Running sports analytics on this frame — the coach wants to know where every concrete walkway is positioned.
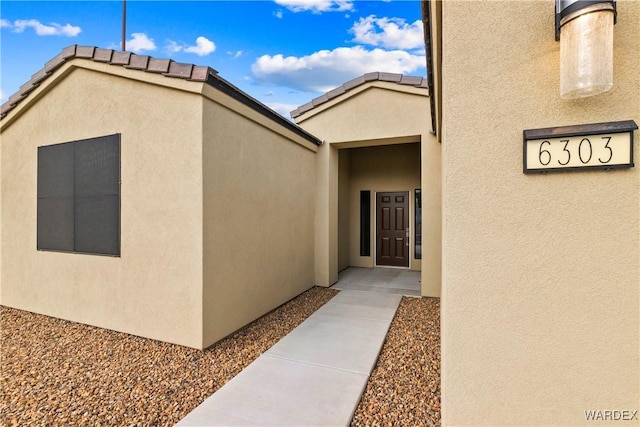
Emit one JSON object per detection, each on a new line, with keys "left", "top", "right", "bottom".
{"left": 332, "top": 266, "right": 421, "bottom": 297}
{"left": 176, "top": 289, "right": 402, "bottom": 426}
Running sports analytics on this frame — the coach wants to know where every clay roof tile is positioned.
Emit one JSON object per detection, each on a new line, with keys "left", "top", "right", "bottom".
{"left": 290, "top": 72, "right": 427, "bottom": 118}
{"left": 0, "top": 45, "right": 321, "bottom": 146}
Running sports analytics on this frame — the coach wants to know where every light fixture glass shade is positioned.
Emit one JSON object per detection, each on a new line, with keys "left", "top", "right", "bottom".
{"left": 560, "top": 5, "right": 614, "bottom": 99}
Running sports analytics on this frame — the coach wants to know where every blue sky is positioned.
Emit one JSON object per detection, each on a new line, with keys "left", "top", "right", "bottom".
{"left": 1, "top": 0, "right": 426, "bottom": 118}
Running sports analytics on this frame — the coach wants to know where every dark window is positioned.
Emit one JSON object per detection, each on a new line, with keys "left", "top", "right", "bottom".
{"left": 38, "top": 134, "right": 121, "bottom": 256}
{"left": 360, "top": 190, "right": 370, "bottom": 256}
{"left": 415, "top": 189, "right": 422, "bottom": 259}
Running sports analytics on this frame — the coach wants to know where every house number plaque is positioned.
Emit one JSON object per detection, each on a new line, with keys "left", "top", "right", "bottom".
{"left": 523, "top": 120, "right": 637, "bottom": 173}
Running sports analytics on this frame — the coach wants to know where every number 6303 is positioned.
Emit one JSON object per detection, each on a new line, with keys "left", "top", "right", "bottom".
{"left": 538, "top": 136, "right": 613, "bottom": 166}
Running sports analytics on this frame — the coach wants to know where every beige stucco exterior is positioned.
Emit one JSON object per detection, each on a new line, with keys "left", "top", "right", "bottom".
{"left": 433, "top": 1, "right": 639, "bottom": 425}
{"left": 344, "top": 143, "right": 421, "bottom": 269}
{"left": 200, "top": 86, "right": 317, "bottom": 348}
{"left": 295, "top": 81, "right": 441, "bottom": 297}
{"left": 0, "top": 59, "right": 318, "bottom": 349}
{"left": 1, "top": 63, "right": 204, "bottom": 347}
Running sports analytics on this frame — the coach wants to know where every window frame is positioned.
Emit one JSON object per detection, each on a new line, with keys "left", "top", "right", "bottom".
{"left": 414, "top": 189, "right": 422, "bottom": 260}
{"left": 360, "top": 190, "right": 371, "bottom": 257}
{"left": 37, "top": 134, "right": 121, "bottom": 257}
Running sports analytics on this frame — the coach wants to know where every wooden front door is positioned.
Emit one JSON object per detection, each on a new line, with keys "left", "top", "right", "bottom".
{"left": 376, "top": 192, "right": 409, "bottom": 267}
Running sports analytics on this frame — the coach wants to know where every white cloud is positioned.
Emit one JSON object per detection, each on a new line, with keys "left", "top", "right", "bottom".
{"left": 252, "top": 46, "right": 425, "bottom": 93}
{"left": 274, "top": 10, "right": 284, "bottom": 19}
{"left": 227, "top": 50, "right": 244, "bottom": 59}
{"left": 184, "top": 36, "right": 216, "bottom": 56}
{"left": 166, "top": 39, "right": 183, "bottom": 54}
{"left": 127, "top": 33, "right": 156, "bottom": 53}
{"left": 351, "top": 16, "right": 424, "bottom": 50}
{"left": 274, "top": 0, "right": 353, "bottom": 14}
{"left": 0, "top": 88, "right": 8, "bottom": 102}
{"left": 9, "top": 19, "right": 81, "bottom": 36}
{"left": 165, "top": 36, "right": 215, "bottom": 56}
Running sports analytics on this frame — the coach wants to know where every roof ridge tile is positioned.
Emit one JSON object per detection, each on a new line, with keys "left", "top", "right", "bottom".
{"left": 28, "top": 68, "right": 49, "bottom": 89}
{"left": 379, "top": 72, "right": 402, "bottom": 82}
{"left": 76, "top": 45, "right": 96, "bottom": 59}
{"left": 93, "top": 48, "right": 114, "bottom": 63}
{"left": 124, "top": 54, "right": 150, "bottom": 70}
{"left": 111, "top": 51, "right": 132, "bottom": 65}
{"left": 326, "top": 85, "right": 346, "bottom": 100}
{"left": 44, "top": 45, "right": 76, "bottom": 74}
{"left": 188, "top": 66, "right": 212, "bottom": 82}
{"left": 290, "top": 71, "right": 427, "bottom": 119}
{"left": 165, "top": 62, "right": 194, "bottom": 79}
{"left": 147, "top": 58, "right": 172, "bottom": 73}
{"left": 0, "top": 45, "right": 321, "bottom": 146}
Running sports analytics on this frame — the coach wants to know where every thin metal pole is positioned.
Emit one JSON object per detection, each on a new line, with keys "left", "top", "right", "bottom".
{"left": 121, "top": 0, "right": 126, "bottom": 51}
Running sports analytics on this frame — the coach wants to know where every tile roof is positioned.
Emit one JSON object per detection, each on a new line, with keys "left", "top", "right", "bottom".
{"left": 0, "top": 45, "right": 214, "bottom": 120}
{"left": 290, "top": 72, "right": 428, "bottom": 119}
{"left": 1, "top": 45, "right": 322, "bottom": 145}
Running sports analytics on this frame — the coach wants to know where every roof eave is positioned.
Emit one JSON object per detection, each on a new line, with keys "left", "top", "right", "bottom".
{"left": 422, "top": 0, "right": 438, "bottom": 137}
{"left": 1, "top": 44, "right": 321, "bottom": 146}
{"left": 291, "top": 72, "right": 428, "bottom": 120}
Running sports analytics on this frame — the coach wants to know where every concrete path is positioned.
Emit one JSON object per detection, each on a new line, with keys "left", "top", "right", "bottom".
{"left": 332, "top": 266, "right": 421, "bottom": 297}
{"left": 176, "top": 289, "right": 402, "bottom": 426}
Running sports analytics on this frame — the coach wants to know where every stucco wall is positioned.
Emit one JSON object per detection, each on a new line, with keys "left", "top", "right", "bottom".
{"left": 440, "top": 1, "right": 639, "bottom": 425}
{"left": 298, "top": 83, "right": 430, "bottom": 142}
{"left": 421, "top": 135, "right": 441, "bottom": 297}
{"left": 0, "top": 64, "right": 204, "bottom": 348}
{"left": 296, "top": 83, "right": 441, "bottom": 295}
{"left": 346, "top": 143, "right": 421, "bottom": 270}
{"left": 201, "top": 93, "right": 317, "bottom": 348}
{"left": 0, "top": 132, "right": 2, "bottom": 303}
{"left": 314, "top": 144, "right": 339, "bottom": 287}
{"left": 338, "top": 149, "right": 351, "bottom": 272}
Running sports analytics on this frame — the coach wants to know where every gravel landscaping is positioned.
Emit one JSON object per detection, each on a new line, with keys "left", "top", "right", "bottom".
{"left": 1, "top": 288, "right": 441, "bottom": 426}
{"left": 0, "top": 287, "right": 337, "bottom": 426}
{"left": 352, "top": 296, "right": 441, "bottom": 426}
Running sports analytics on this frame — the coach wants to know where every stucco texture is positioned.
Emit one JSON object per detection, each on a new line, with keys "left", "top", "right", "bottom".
{"left": 344, "top": 143, "right": 421, "bottom": 270}
{"left": 439, "top": 1, "right": 639, "bottom": 425}
{"left": 1, "top": 59, "right": 319, "bottom": 350}
{"left": 296, "top": 82, "right": 441, "bottom": 296}
{"left": 201, "top": 92, "right": 317, "bottom": 348}
{"left": 1, "top": 64, "right": 204, "bottom": 348}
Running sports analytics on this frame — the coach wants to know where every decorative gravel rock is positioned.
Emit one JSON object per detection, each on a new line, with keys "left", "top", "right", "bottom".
{"left": 0, "top": 287, "right": 338, "bottom": 426}
{"left": 351, "top": 296, "right": 441, "bottom": 426}
{"left": 1, "top": 290, "right": 441, "bottom": 426}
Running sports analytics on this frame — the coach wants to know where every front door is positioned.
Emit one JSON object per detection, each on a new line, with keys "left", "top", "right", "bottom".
{"left": 376, "top": 192, "right": 409, "bottom": 267}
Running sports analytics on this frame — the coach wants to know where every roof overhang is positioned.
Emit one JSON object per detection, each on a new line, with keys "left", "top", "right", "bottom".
{"left": 1, "top": 45, "right": 322, "bottom": 147}
{"left": 422, "top": 0, "right": 443, "bottom": 142}
{"left": 292, "top": 74, "right": 429, "bottom": 123}
{"left": 291, "top": 72, "right": 428, "bottom": 121}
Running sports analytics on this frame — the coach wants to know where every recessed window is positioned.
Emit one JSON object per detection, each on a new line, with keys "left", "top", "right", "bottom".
{"left": 360, "top": 190, "right": 371, "bottom": 256}
{"left": 415, "top": 189, "right": 422, "bottom": 259}
{"left": 37, "top": 134, "right": 121, "bottom": 256}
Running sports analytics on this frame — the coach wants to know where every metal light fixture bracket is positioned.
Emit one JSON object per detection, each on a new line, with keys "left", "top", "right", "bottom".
{"left": 555, "top": 0, "right": 617, "bottom": 41}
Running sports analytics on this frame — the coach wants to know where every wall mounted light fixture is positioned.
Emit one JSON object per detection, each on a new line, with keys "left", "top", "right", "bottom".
{"left": 556, "top": 0, "right": 617, "bottom": 99}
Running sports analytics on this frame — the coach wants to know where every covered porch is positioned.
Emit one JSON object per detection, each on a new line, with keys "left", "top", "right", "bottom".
{"left": 292, "top": 72, "right": 441, "bottom": 297}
